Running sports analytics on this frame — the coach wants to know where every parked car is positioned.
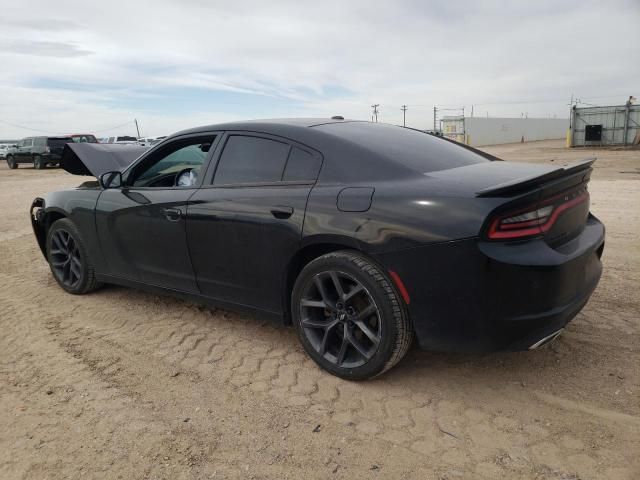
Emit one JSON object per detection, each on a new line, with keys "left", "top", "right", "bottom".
{"left": 103, "top": 135, "right": 139, "bottom": 145}
{"left": 69, "top": 134, "right": 99, "bottom": 144}
{"left": 136, "top": 138, "right": 154, "bottom": 147}
{"left": 30, "top": 118, "right": 604, "bottom": 379}
{"left": 0, "top": 144, "right": 11, "bottom": 159}
{"left": 6, "top": 136, "right": 74, "bottom": 169}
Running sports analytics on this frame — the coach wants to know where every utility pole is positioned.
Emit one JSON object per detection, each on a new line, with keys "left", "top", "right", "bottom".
{"left": 401, "top": 105, "right": 408, "bottom": 127}
{"left": 371, "top": 104, "right": 379, "bottom": 122}
{"left": 134, "top": 118, "right": 141, "bottom": 138}
{"left": 433, "top": 106, "right": 437, "bottom": 132}
{"left": 568, "top": 94, "right": 575, "bottom": 129}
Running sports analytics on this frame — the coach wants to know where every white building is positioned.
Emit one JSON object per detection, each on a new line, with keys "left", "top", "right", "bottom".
{"left": 441, "top": 116, "right": 568, "bottom": 147}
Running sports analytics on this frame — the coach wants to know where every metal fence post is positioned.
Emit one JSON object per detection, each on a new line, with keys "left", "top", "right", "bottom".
{"left": 623, "top": 103, "right": 630, "bottom": 145}
{"left": 570, "top": 106, "right": 577, "bottom": 147}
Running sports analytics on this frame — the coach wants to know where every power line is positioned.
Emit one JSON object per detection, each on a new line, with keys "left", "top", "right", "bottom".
{"left": 92, "top": 120, "right": 136, "bottom": 133}
{"left": 0, "top": 118, "right": 136, "bottom": 135}
{"left": 0, "top": 119, "right": 64, "bottom": 134}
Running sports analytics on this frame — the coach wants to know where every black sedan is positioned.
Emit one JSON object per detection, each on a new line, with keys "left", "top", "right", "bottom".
{"left": 30, "top": 118, "right": 605, "bottom": 379}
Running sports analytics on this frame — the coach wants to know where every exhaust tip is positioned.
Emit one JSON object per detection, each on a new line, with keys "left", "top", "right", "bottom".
{"left": 529, "top": 328, "right": 564, "bottom": 350}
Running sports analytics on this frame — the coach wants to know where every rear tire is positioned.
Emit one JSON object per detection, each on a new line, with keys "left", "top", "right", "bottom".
{"left": 33, "top": 156, "right": 45, "bottom": 169}
{"left": 292, "top": 250, "right": 413, "bottom": 380}
{"left": 7, "top": 156, "right": 17, "bottom": 169}
{"left": 46, "top": 218, "right": 102, "bottom": 294}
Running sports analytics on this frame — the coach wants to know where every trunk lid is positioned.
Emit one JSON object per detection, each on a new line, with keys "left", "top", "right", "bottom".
{"left": 426, "top": 158, "right": 594, "bottom": 245}
{"left": 477, "top": 159, "right": 594, "bottom": 246}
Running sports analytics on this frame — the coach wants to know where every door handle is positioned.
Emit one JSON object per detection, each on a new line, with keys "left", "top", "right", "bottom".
{"left": 163, "top": 207, "right": 182, "bottom": 221}
{"left": 270, "top": 206, "right": 294, "bottom": 219}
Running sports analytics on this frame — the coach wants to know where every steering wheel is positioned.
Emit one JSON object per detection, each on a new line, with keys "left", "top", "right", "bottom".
{"left": 174, "top": 168, "right": 198, "bottom": 187}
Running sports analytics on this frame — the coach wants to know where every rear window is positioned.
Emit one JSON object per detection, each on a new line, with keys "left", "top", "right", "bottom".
{"left": 47, "top": 137, "right": 74, "bottom": 148}
{"left": 314, "top": 122, "right": 489, "bottom": 173}
{"left": 282, "top": 147, "right": 321, "bottom": 182}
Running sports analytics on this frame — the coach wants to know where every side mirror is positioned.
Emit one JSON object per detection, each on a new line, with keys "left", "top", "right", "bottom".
{"left": 99, "top": 171, "right": 123, "bottom": 189}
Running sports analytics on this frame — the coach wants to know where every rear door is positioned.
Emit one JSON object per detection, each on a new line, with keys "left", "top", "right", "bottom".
{"left": 17, "top": 138, "right": 33, "bottom": 162}
{"left": 187, "top": 132, "right": 322, "bottom": 313}
{"left": 95, "top": 133, "right": 219, "bottom": 292}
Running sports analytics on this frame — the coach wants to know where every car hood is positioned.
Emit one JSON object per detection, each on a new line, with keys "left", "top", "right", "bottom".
{"left": 60, "top": 143, "right": 148, "bottom": 177}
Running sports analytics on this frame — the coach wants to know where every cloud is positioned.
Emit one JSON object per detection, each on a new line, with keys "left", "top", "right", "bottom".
{"left": 0, "top": 0, "right": 638, "bottom": 137}
{"left": 0, "top": 40, "right": 92, "bottom": 57}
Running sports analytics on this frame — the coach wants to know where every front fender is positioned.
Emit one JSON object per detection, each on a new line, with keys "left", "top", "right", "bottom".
{"left": 30, "top": 197, "right": 47, "bottom": 258}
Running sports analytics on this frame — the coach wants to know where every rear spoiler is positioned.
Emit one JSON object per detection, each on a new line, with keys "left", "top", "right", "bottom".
{"left": 61, "top": 143, "right": 148, "bottom": 177}
{"left": 475, "top": 157, "right": 596, "bottom": 197}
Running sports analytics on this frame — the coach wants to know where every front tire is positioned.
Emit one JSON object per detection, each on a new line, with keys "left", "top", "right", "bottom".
{"left": 46, "top": 218, "right": 101, "bottom": 294}
{"left": 7, "top": 156, "right": 17, "bottom": 169}
{"left": 292, "top": 250, "right": 413, "bottom": 380}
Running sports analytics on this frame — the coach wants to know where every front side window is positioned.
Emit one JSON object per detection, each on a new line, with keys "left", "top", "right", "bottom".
{"left": 214, "top": 135, "right": 290, "bottom": 185}
{"left": 129, "top": 136, "right": 214, "bottom": 188}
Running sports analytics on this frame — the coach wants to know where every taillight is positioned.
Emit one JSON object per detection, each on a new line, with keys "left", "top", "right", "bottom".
{"left": 45, "top": 146, "right": 51, "bottom": 153}
{"left": 487, "top": 188, "right": 589, "bottom": 240}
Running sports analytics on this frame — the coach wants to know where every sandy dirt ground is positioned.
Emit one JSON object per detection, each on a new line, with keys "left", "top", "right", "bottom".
{"left": 0, "top": 140, "right": 638, "bottom": 479}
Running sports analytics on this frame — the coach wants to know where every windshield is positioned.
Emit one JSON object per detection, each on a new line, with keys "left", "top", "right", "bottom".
{"left": 314, "top": 121, "right": 489, "bottom": 173}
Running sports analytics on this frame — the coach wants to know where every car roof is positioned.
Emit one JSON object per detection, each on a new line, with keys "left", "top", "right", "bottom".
{"left": 22, "top": 136, "right": 72, "bottom": 139}
{"left": 174, "top": 118, "right": 363, "bottom": 137}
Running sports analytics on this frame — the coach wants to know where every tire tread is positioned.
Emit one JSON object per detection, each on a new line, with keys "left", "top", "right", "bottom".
{"left": 294, "top": 250, "right": 413, "bottom": 379}
{"left": 47, "top": 218, "right": 102, "bottom": 294}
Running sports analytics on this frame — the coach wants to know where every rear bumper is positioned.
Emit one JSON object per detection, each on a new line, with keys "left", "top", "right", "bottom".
{"left": 375, "top": 214, "right": 605, "bottom": 353}
{"left": 42, "top": 153, "right": 62, "bottom": 165}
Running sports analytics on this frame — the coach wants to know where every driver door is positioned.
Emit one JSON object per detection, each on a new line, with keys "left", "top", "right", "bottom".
{"left": 95, "top": 133, "right": 218, "bottom": 292}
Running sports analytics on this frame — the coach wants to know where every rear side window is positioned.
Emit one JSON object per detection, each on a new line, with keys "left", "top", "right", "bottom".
{"left": 214, "top": 135, "right": 290, "bottom": 184}
{"left": 314, "top": 122, "right": 489, "bottom": 173}
{"left": 34, "top": 138, "right": 46, "bottom": 147}
{"left": 282, "top": 147, "right": 321, "bottom": 182}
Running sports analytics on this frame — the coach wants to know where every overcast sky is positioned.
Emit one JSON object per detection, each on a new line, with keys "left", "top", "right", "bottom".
{"left": 0, "top": 0, "right": 638, "bottom": 138}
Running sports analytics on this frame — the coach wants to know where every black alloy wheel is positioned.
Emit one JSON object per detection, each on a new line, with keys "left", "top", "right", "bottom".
{"left": 7, "top": 156, "right": 17, "bottom": 169}
{"left": 34, "top": 156, "right": 45, "bottom": 169}
{"left": 49, "top": 229, "right": 82, "bottom": 289}
{"left": 46, "top": 218, "right": 101, "bottom": 294}
{"left": 292, "top": 251, "right": 413, "bottom": 380}
{"left": 300, "top": 270, "right": 381, "bottom": 369}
